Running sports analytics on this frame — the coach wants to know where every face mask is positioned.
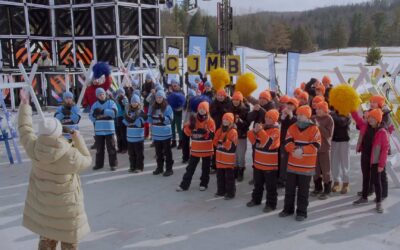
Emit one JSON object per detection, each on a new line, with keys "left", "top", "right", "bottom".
{"left": 296, "top": 120, "right": 311, "bottom": 129}
{"left": 197, "top": 113, "right": 208, "bottom": 121}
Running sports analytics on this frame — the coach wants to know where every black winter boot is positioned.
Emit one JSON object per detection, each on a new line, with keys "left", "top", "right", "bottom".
{"left": 310, "top": 178, "right": 323, "bottom": 197}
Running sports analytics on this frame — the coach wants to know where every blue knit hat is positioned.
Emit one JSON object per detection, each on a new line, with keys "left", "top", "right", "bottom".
{"left": 194, "top": 76, "right": 201, "bottom": 82}
{"left": 145, "top": 73, "right": 152, "bottom": 81}
{"left": 204, "top": 81, "right": 212, "bottom": 88}
{"left": 155, "top": 84, "right": 164, "bottom": 92}
{"left": 116, "top": 88, "right": 125, "bottom": 96}
{"left": 96, "top": 88, "right": 106, "bottom": 97}
{"left": 170, "top": 78, "right": 179, "bottom": 85}
{"left": 130, "top": 94, "right": 141, "bottom": 104}
{"left": 156, "top": 90, "right": 166, "bottom": 99}
{"left": 191, "top": 82, "right": 198, "bottom": 90}
{"left": 63, "top": 91, "right": 73, "bottom": 100}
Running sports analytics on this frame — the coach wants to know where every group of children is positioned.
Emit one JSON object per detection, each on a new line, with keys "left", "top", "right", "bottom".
{"left": 55, "top": 71, "right": 391, "bottom": 221}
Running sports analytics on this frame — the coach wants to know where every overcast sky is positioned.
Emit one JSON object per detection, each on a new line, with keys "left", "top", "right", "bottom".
{"left": 190, "top": 0, "right": 372, "bottom": 15}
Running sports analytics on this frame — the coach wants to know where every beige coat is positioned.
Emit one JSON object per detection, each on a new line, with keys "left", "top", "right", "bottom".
{"left": 18, "top": 104, "right": 92, "bottom": 243}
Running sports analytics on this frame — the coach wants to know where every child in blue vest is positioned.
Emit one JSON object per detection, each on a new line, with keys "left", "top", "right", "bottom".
{"left": 115, "top": 88, "right": 129, "bottom": 154}
{"left": 123, "top": 94, "right": 147, "bottom": 173}
{"left": 90, "top": 88, "right": 118, "bottom": 171}
{"left": 54, "top": 91, "right": 81, "bottom": 141}
{"left": 148, "top": 90, "right": 174, "bottom": 176}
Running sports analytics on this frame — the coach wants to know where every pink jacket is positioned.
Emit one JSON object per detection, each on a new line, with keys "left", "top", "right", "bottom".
{"left": 351, "top": 111, "right": 390, "bottom": 169}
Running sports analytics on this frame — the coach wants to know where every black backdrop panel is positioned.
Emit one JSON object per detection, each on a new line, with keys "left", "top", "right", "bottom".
{"left": 1, "top": 40, "right": 12, "bottom": 67}
{"left": 141, "top": 0, "right": 157, "bottom": 4}
{"left": 73, "top": 0, "right": 91, "bottom": 4}
{"left": 119, "top": 6, "right": 139, "bottom": 36}
{"left": 0, "top": 7, "right": 11, "bottom": 35}
{"left": 29, "top": 8, "right": 51, "bottom": 36}
{"left": 143, "top": 39, "right": 159, "bottom": 66}
{"left": 142, "top": 8, "right": 157, "bottom": 36}
{"left": 10, "top": 7, "right": 26, "bottom": 35}
{"left": 96, "top": 39, "right": 117, "bottom": 66}
{"left": 74, "top": 8, "right": 92, "bottom": 36}
{"left": 120, "top": 40, "right": 139, "bottom": 63}
{"left": 55, "top": 9, "right": 72, "bottom": 36}
{"left": 95, "top": 7, "right": 116, "bottom": 35}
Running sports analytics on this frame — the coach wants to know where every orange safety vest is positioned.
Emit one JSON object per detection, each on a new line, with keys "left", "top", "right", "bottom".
{"left": 284, "top": 123, "right": 321, "bottom": 176}
{"left": 184, "top": 117, "right": 216, "bottom": 157}
{"left": 248, "top": 126, "right": 280, "bottom": 171}
{"left": 213, "top": 127, "right": 238, "bottom": 169}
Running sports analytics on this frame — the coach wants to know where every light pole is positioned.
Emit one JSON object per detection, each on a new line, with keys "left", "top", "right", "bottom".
{"left": 217, "top": 0, "right": 232, "bottom": 66}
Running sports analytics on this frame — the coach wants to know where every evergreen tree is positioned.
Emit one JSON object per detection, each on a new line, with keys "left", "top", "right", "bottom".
{"left": 291, "top": 25, "right": 313, "bottom": 52}
{"left": 330, "top": 22, "right": 348, "bottom": 52}
{"left": 349, "top": 12, "right": 363, "bottom": 46}
{"left": 366, "top": 44, "right": 382, "bottom": 66}
{"left": 265, "top": 22, "right": 292, "bottom": 54}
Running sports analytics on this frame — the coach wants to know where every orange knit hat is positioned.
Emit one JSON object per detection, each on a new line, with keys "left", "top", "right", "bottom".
{"left": 296, "top": 105, "right": 312, "bottom": 119}
{"left": 280, "top": 95, "right": 290, "bottom": 104}
{"left": 315, "top": 101, "right": 329, "bottom": 113}
{"left": 298, "top": 91, "right": 309, "bottom": 102}
{"left": 294, "top": 88, "right": 303, "bottom": 96}
{"left": 222, "top": 112, "right": 234, "bottom": 124}
{"left": 265, "top": 109, "right": 280, "bottom": 123}
{"left": 300, "top": 82, "right": 306, "bottom": 90}
{"left": 367, "top": 108, "right": 383, "bottom": 123}
{"left": 322, "top": 76, "right": 331, "bottom": 87}
{"left": 198, "top": 101, "right": 209, "bottom": 113}
{"left": 370, "top": 95, "right": 385, "bottom": 108}
{"left": 288, "top": 98, "right": 299, "bottom": 108}
{"left": 216, "top": 89, "right": 227, "bottom": 97}
{"left": 259, "top": 91, "right": 272, "bottom": 101}
{"left": 312, "top": 95, "right": 325, "bottom": 106}
{"left": 232, "top": 91, "right": 244, "bottom": 101}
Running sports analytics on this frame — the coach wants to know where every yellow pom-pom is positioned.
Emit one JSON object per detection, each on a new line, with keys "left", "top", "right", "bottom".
{"left": 235, "top": 73, "right": 258, "bottom": 97}
{"left": 395, "top": 108, "right": 400, "bottom": 126}
{"left": 329, "top": 84, "right": 361, "bottom": 116}
{"left": 210, "top": 68, "right": 230, "bottom": 91}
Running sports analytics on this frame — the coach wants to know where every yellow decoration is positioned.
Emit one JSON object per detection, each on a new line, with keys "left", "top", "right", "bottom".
{"left": 360, "top": 93, "right": 373, "bottom": 103}
{"left": 210, "top": 68, "right": 230, "bottom": 91}
{"left": 235, "top": 73, "right": 258, "bottom": 97}
{"left": 329, "top": 84, "right": 361, "bottom": 116}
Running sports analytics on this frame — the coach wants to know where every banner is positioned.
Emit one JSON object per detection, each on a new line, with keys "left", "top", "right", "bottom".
{"left": 187, "top": 55, "right": 200, "bottom": 75}
{"left": 286, "top": 52, "right": 300, "bottom": 96}
{"left": 188, "top": 36, "right": 207, "bottom": 83}
{"left": 226, "top": 55, "right": 241, "bottom": 76}
{"left": 268, "top": 54, "right": 277, "bottom": 91}
{"left": 206, "top": 54, "right": 221, "bottom": 73}
{"left": 165, "top": 55, "right": 179, "bottom": 74}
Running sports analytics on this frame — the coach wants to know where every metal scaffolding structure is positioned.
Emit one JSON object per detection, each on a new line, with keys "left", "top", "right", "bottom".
{"left": 0, "top": 0, "right": 166, "bottom": 68}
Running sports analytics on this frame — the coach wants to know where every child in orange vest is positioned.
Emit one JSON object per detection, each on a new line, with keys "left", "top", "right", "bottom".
{"left": 247, "top": 109, "right": 281, "bottom": 213}
{"left": 280, "top": 105, "right": 321, "bottom": 221}
{"left": 213, "top": 113, "right": 238, "bottom": 200}
{"left": 177, "top": 102, "right": 216, "bottom": 191}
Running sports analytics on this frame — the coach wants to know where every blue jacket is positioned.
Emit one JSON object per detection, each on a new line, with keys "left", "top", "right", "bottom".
{"left": 90, "top": 99, "right": 118, "bottom": 136}
{"left": 115, "top": 96, "right": 129, "bottom": 118}
{"left": 147, "top": 105, "right": 174, "bottom": 141}
{"left": 123, "top": 109, "right": 147, "bottom": 143}
{"left": 54, "top": 105, "right": 81, "bottom": 140}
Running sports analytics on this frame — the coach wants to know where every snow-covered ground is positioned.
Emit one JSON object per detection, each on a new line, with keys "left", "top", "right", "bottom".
{"left": 245, "top": 47, "right": 400, "bottom": 97}
{"left": 0, "top": 47, "right": 400, "bottom": 250}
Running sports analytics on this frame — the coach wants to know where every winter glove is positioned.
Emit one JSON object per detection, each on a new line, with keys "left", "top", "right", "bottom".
{"left": 159, "top": 114, "right": 165, "bottom": 123}
{"left": 125, "top": 114, "right": 135, "bottom": 123}
{"left": 93, "top": 108, "right": 103, "bottom": 118}
{"left": 293, "top": 147, "right": 303, "bottom": 159}
{"left": 189, "top": 115, "right": 196, "bottom": 130}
